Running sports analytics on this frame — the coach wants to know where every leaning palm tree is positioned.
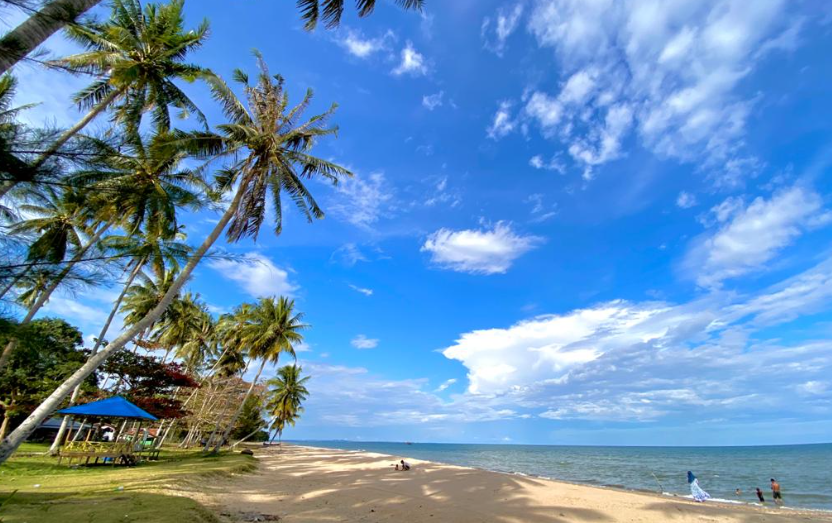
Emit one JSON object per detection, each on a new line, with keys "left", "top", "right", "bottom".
{"left": 212, "top": 297, "right": 306, "bottom": 452}
{"left": 265, "top": 364, "right": 309, "bottom": 444}
{"left": 47, "top": 230, "right": 191, "bottom": 453}
{"left": 0, "top": 57, "right": 348, "bottom": 464}
{"left": 0, "top": 0, "right": 424, "bottom": 75}
{"left": 16, "top": 0, "right": 212, "bottom": 181}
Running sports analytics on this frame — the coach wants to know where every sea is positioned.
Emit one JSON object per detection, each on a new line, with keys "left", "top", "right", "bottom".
{"left": 294, "top": 440, "right": 832, "bottom": 511}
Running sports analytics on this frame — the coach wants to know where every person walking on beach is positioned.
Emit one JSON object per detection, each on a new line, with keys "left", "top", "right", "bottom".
{"left": 687, "top": 471, "right": 711, "bottom": 502}
{"left": 756, "top": 488, "right": 766, "bottom": 503}
{"left": 771, "top": 479, "right": 783, "bottom": 505}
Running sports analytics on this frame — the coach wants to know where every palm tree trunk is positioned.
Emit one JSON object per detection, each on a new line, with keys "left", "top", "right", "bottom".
{"left": 0, "top": 0, "right": 101, "bottom": 76}
{"left": 0, "top": 266, "right": 30, "bottom": 300}
{"left": 0, "top": 180, "right": 248, "bottom": 465}
{"left": 231, "top": 416, "right": 274, "bottom": 449}
{"left": 213, "top": 359, "right": 267, "bottom": 453}
{"left": 0, "top": 221, "right": 111, "bottom": 372}
{"left": 28, "top": 86, "right": 124, "bottom": 172}
{"left": 47, "top": 260, "right": 143, "bottom": 455}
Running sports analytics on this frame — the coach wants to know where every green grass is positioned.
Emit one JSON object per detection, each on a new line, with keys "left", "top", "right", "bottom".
{"left": 0, "top": 443, "right": 256, "bottom": 523}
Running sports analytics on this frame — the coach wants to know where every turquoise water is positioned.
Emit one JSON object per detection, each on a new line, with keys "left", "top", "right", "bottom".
{"left": 295, "top": 441, "right": 832, "bottom": 511}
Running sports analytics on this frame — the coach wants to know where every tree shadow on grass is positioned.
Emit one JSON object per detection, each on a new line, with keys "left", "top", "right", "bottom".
{"left": 0, "top": 491, "right": 219, "bottom": 523}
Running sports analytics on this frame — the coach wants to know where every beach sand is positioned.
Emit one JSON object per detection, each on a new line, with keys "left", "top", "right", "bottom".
{"left": 194, "top": 444, "right": 832, "bottom": 522}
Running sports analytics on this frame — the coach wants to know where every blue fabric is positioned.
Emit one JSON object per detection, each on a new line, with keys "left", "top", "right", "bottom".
{"left": 687, "top": 471, "right": 695, "bottom": 484}
{"left": 57, "top": 396, "right": 157, "bottom": 420}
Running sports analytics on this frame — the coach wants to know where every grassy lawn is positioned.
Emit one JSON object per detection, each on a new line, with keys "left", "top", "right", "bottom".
{"left": 0, "top": 443, "right": 256, "bottom": 523}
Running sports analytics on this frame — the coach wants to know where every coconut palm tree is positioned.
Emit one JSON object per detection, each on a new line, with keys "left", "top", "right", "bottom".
{"left": 0, "top": 0, "right": 425, "bottom": 76}
{"left": 0, "top": 186, "right": 86, "bottom": 300}
{"left": 0, "top": 56, "right": 347, "bottom": 464}
{"left": 0, "top": 0, "right": 99, "bottom": 76}
{"left": 212, "top": 296, "right": 306, "bottom": 452}
{"left": 15, "top": 0, "right": 213, "bottom": 183}
{"left": 152, "top": 292, "right": 206, "bottom": 363}
{"left": 47, "top": 230, "right": 190, "bottom": 453}
{"left": 265, "top": 364, "right": 309, "bottom": 444}
{"left": 297, "top": 0, "right": 424, "bottom": 30}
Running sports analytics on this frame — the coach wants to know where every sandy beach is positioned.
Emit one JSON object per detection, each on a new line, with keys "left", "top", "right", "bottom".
{"left": 192, "top": 444, "right": 832, "bottom": 522}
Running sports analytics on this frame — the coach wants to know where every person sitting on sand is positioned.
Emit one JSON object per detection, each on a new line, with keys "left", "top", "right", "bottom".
{"left": 687, "top": 471, "right": 710, "bottom": 502}
{"left": 400, "top": 459, "right": 411, "bottom": 471}
{"left": 756, "top": 488, "right": 765, "bottom": 503}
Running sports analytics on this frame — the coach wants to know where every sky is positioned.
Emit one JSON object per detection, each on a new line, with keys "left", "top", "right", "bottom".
{"left": 4, "top": 0, "right": 832, "bottom": 446}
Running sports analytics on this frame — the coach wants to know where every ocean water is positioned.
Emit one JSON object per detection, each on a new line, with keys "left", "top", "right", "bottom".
{"left": 295, "top": 440, "right": 832, "bottom": 511}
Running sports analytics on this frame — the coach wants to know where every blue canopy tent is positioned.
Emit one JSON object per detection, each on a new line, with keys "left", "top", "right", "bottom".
{"left": 54, "top": 397, "right": 159, "bottom": 465}
{"left": 57, "top": 396, "right": 157, "bottom": 420}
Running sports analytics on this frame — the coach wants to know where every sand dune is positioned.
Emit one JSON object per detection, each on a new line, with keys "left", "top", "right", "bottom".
{"left": 193, "top": 444, "right": 832, "bottom": 522}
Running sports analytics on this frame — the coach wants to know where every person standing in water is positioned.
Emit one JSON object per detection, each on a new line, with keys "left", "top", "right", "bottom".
{"left": 687, "top": 471, "right": 711, "bottom": 502}
{"left": 771, "top": 479, "right": 783, "bottom": 505}
{"left": 756, "top": 488, "right": 766, "bottom": 503}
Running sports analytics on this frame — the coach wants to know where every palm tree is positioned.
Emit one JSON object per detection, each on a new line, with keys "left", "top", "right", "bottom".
{"left": 297, "top": 0, "right": 424, "bottom": 30}
{"left": 0, "top": 0, "right": 99, "bottom": 76}
{"left": 0, "top": 0, "right": 424, "bottom": 75}
{"left": 18, "top": 0, "right": 212, "bottom": 181}
{"left": 0, "top": 56, "right": 347, "bottom": 464}
{"left": 47, "top": 231, "right": 190, "bottom": 453}
{"left": 1, "top": 186, "right": 85, "bottom": 300}
{"left": 266, "top": 364, "right": 309, "bottom": 444}
{"left": 212, "top": 297, "right": 306, "bottom": 452}
{"left": 152, "top": 292, "right": 206, "bottom": 363}
{"left": 0, "top": 74, "right": 40, "bottom": 208}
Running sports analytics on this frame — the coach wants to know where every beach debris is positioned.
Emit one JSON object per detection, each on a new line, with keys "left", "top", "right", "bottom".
{"left": 234, "top": 511, "right": 280, "bottom": 522}
{"left": 241, "top": 449, "right": 254, "bottom": 456}
{"left": 33, "top": 484, "right": 40, "bottom": 488}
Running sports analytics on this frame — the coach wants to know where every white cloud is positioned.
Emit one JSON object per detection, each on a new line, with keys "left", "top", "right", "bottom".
{"left": 351, "top": 334, "right": 379, "bottom": 350}
{"left": 331, "top": 243, "right": 368, "bottom": 267}
{"left": 523, "top": 0, "right": 802, "bottom": 183}
{"left": 209, "top": 253, "right": 298, "bottom": 298}
{"left": 424, "top": 176, "right": 462, "bottom": 208}
{"left": 329, "top": 172, "right": 394, "bottom": 229}
{"left": 435, "top": 378, "right": 457, "bottom": 392}
{"left": 421, "top": 222, "right": 542, "bottom": 274}
{"left": 482, "top": 3, "right": 524, "bottom": 56}
{"left": 392, "top": 41, "right": 428, "bottom": 76}
{"left": 676, "top": 191, "right": 697, "bottom": 209}
{"left": 337, "top": 29, "right": 394, "bottom": 58}
{"left": 348, "top": 284, "right": 373, "bottom": 296}
{"left": 422, "top": 91, "right": 444, "bottom": 110}
{"left": 487, "top": 101, "right": 516, "bottom": 140}
{"left": 526, "top": 194, "right": 557, "bottom": 222}
{"left": 529, "top": 154, "right": 566, "bottom": 174}
{"left": 684, "top": 185, "right": 832, "bottom": 287}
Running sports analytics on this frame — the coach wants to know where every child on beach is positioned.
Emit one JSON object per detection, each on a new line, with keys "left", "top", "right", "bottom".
{"left": 756, "top": 488, "right": 765, "bottom": 503}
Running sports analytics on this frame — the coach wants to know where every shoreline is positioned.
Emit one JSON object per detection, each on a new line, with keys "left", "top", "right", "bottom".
{"left": 291, "top": 442, "right": 831, "bottom": 514}
{"left": 192, "top": 443, "right": 832, "bottom": 522}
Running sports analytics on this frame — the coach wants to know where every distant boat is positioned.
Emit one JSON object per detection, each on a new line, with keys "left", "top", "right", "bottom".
{"left": 406, "top": 442, "right": 413, "bottom": 445}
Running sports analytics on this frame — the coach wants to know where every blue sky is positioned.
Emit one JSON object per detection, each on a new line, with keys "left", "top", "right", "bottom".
{"left": 6, "top": 0, "right": 832, "bottom": 446}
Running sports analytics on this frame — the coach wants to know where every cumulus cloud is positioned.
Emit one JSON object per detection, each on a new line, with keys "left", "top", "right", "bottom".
{"left": 487, "top": 101, "right": 516, "bottom": 140}
{"left": 521, "top": 0, "right": 802, "bottom": 183}
{"left": 209, "top": 253, "right": 298, "bottom": 298}
{"left": 392, "top": 41, "right": 428, "bottom": 76}
{"left": 422, "top": 91, "right": 444, "bottom": 110}
{"left": 329, "top": 172, "right": 394, "bottom": 229}
{"left": 684, "top": 185, "right": 832, "bottom": 287}
{"left": 438, "top": 256, "right": 832, "bottom": 422}
{"left": 351, "top": 334, "right": 379, "bottom": 349}
{"left": 421, "top": 222, "right": 542, "bottom": 274}
{"left": 337, "top": 29, "right": 395, "bottom": 58}
{"left": 481, "top": 3, "right": 524, "bottom": 56}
